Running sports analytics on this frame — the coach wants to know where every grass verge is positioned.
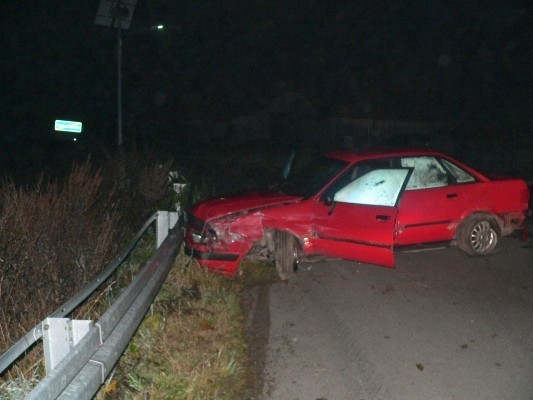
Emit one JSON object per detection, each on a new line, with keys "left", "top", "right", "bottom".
{"left": 97, "top": 252, "right": 278, "bottom": 400}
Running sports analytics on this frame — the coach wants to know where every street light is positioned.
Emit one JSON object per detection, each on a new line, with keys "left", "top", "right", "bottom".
{"left": 94, "top": 0, "right": 163, "bottom": 147}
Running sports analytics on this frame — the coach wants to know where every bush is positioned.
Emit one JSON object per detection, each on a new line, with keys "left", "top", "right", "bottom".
{"left": 100, "top": 148, "right": 174, "bottom": 227}
{"left": 0, "top": 149, "right": 173, "bottom": 357}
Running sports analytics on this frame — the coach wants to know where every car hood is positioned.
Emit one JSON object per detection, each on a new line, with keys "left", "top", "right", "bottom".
{"left": 192, "top": 191, "right": 302, "bottom": 221}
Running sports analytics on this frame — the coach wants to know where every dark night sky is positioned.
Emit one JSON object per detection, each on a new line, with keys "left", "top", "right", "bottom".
{"left": 0, "top": 1, "right": 531, "bottom": 176}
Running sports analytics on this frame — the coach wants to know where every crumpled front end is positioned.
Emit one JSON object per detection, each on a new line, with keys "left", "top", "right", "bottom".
{"left": 184, "top": 211, "right": 265, "bottom": 276}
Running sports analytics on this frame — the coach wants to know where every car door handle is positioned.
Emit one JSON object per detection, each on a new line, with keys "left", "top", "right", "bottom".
{"left": 446, "top": 193, "right": 458, "bottom": 198}
{"left": 376, "top": 215, "right": 391, "bottom": 221}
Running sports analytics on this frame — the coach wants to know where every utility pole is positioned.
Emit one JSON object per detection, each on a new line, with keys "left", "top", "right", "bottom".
{"left": 117, "top": 14, "right": 123, "bottom": 147}
{"left": 94, "top": 0, "right": 138, "bottom": 147}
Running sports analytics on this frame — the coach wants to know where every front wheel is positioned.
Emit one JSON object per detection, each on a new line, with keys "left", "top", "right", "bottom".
{"left": 457, "top": 215, "right": 500, "bottom": 256}
{"left": 273, "top": 231, "right": 299, "bottom": 280}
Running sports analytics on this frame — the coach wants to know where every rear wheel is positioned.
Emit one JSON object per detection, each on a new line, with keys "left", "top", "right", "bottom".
{"left": 273, "top": 231, "right": 299, "bottom": 280}
{"left": 457, "top": 215, "right": 499, "bottom": 256}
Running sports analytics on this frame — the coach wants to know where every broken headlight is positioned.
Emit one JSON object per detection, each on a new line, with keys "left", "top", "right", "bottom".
{"left": 189, "top": 222, "right": 217, "bottom": 245}
{"left": 202, "top": 225, "right": 218, "bottom": 244}
{"left": 188, "top": 215, "right": 244, "bottom": 247}
{"left": 187, "top": 214, "right": 214, "bottom": 244}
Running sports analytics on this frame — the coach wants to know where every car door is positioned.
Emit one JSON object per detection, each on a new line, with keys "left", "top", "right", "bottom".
{"left": 395, "top": 156, "right": 473, "bottom": 245}
{"left": 312, "top": 168, "right": 412, "bottom": 267}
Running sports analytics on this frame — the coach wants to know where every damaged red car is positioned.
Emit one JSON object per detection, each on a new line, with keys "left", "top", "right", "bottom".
{"left": 184, "top": 149, "right": 530, "bottom": 279}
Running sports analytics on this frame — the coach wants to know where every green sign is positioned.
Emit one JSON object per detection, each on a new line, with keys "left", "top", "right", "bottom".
{"left": 54, "top": 120, "right": 82, "bottom": 133}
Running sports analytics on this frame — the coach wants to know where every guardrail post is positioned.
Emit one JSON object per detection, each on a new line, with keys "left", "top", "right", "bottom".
{"left": 156, "top": 211, "right": 178, "bottom": 248}
{"left": 43, "top": 317, "right": 92, "bottom": 373}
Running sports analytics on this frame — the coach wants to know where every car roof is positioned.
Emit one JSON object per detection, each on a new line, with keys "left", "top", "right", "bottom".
{"left": 326, "top": 148, "right": 446, "bottom": 163}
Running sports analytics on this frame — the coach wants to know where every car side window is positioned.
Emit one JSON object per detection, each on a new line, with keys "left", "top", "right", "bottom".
{"left": 333, "top": 168, "right": 412, "bottom": 207}
{"left": 440, "top": 159, "right": 476, "bottom": 183}
{"left": 321, "top": 158, "right": 393, "bottom": 201}
{"left": 401, "top": 156, "right": 448, "bottom": 190}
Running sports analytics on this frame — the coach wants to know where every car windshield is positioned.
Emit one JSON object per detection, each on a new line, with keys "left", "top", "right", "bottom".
{"left": 278, "top": 155, "right": 349, "bottom": 198}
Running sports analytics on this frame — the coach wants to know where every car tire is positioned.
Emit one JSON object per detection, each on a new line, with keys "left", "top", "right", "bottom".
{"left": 273, "top": 230, "right": 299, "bottom": 280}
{"left": 457, "top": 214, "right": 500, "bottom": 256}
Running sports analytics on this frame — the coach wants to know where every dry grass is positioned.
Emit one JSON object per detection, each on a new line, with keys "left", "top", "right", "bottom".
{"left": 98, "top": 254, "right": 254, "bottom": 400}
{"left": 0, "top": 160, "right": 118, "bottom": 355}
{"left": 0, "top": 147, "right": 280, "bottom": 399}
{"left": 0, "top": 149, "right": 174, "bottom": 388}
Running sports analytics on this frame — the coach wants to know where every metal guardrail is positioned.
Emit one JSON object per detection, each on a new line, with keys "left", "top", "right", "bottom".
{"left": 0, "top": 210, "right": 182, "bottom": 399}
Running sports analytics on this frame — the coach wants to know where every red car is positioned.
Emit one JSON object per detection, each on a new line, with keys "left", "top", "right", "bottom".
{"left": 184, "top": 149, "right": 530, "bottom": 279}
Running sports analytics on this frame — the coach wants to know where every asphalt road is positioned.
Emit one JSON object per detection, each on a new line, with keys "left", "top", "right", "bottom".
{"left": 250, "top": 233, "right": 533, "bottom": 400}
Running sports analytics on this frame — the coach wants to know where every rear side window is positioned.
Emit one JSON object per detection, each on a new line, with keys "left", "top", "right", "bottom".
{"left": 401, "top": 157, "right": 448, "bottom": 190}
{"left": 440, "top": 159, "right": 476, "bottom": 183}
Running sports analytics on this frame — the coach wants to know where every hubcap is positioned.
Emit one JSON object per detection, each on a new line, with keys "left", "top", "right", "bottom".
{"left": 470, "top": 221, "right": 496, "bottom": 253}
